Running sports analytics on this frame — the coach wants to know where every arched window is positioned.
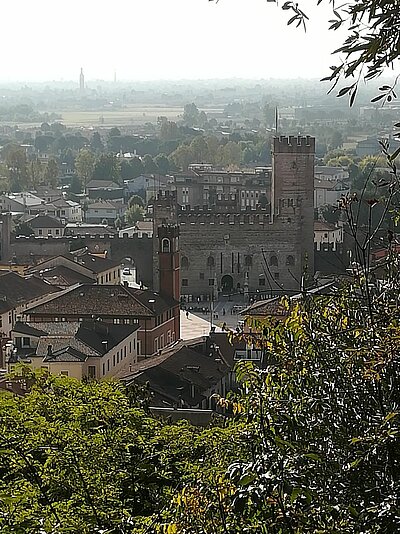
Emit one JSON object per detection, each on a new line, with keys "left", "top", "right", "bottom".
{"left": 270, "top": 255, "right": 278, "bottom": 267}
{"left": 207, "top": 256, "right": 215, "bottom": 268}
{"left": 286, "top": 255, "right": 295, "bottom": 266}
{"left": 161, "top": 238, "right": 170, "bottom": 253}
{"left": 181, "top": 256, "right": 189, "bottom": 269}
{"left": 244, "top": 255, "right": 253, "bottom": 267}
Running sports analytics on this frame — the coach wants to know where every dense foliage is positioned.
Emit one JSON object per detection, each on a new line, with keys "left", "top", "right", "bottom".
{"left": 1, "top": 268, "right": 399, "bottom": 533}
{"left": 0, "top": 371, "right": 244, "bottom": 533}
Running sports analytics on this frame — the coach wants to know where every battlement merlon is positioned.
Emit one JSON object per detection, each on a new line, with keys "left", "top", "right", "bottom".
{"left": 178, "top": 208, "right": 301, "bottom": 226}
{"left": 157, "top": 225, "right": 180, "bottom": 239}
{"left": 12, "top": 234, "right": 153, "bottom": 243}
{"left": 154, "top": 190, "right": 177, "bottom": 206}
{"left": 178, "top": 205, "right": 271, "bottom": 214}
{"left": 273, "top": 135, "right": 315, "bottom": 154}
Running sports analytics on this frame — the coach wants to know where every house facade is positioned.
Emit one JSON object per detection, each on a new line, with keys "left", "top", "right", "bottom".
{"left": 314, "top": 221, "right": 344, "bottom": 252}
{"left": 26, "top": 215, "right": 65, "bottom": 237}
{"left": 10, "top": 320, "right": 138, "bottom": 380}
{"left": 314, "top": 178, "right": 349, "bottom": 209}
{"left": 0, "top": 271, "right": 60, "bottom": 337}
{"left": 26, "top": 252, "right": 121, "bottom": 285}
{"left": 119, "top": 221, "right": 153, "bottom": 238}
{"left": 314, "top": 166, "right": 349, "bottom": 183}
{"left": 85, "top": 200, "right": 125, "bottom": 224}
{"left": 0, "top": 193, "right": 44, "bottom": 214}
{"left": 24, "top": 284, "right": 180, "bottom": 358}
{"left": 171, "top": 167, "right": 270, "bottom": 210}
{"left": 28, "top": 199, "right": 82, "bottom": 222}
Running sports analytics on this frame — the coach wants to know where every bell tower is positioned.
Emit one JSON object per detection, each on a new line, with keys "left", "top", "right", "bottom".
{"left": 152, "top": 191, "right": 178, "bottom": 292}
{"left": 79, "top": 68, "right": 85, "bottom": 94}
{"left": 158, "top": 224, "right": 180, "bottom": 302}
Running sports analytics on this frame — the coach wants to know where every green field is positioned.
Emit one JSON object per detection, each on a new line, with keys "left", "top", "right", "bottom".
{"left": 57, "top": 106, "right": 184, "bottom": 127}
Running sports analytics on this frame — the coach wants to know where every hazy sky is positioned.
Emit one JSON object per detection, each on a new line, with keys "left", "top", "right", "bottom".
{"left": 1, "top": 0, "right": 344, "bottom": 82}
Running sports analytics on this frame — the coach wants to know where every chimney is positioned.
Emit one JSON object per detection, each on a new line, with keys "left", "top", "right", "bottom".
{"left": 101, "top": 340, "right": 108, "bottom": 353}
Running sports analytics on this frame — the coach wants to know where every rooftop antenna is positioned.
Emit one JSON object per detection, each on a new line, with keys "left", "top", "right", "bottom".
{"left": 275, "top": 106, "right": 279, "bottom": 136}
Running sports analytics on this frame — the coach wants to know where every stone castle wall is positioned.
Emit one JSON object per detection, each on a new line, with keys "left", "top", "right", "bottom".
{"left": 160, "top": 135, "right": 316, "bottom": 298}
{"left": 178, "top": 213, "right": 306, "bottom": 297}
{"left": 7, "top": 136, "right": 315, "bottom": 298}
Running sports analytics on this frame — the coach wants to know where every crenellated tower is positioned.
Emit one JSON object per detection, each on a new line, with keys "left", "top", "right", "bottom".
{"left": 152, "top": 191, "right": 178, "bottom": 292}
{"left": 272, "top": 135, "right": 315, "bottom": 278}
{"left": 157, "top": 224, "right": 180, "bottom": 339}
{"left": 158, "top": 225, "right": 180, "bottom": 302}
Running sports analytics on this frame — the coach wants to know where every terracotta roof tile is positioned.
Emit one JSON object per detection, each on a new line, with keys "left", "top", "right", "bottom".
{"left": 26, "top": 284, "right": 175, "bottom": 319}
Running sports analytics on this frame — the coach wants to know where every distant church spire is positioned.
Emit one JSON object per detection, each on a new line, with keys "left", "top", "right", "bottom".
{"left": 79, "top": 68, "right": 85, "bottom": 94}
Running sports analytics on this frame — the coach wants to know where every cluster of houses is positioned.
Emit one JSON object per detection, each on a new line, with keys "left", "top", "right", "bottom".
{"left": 314, "top": 165, "right": 349, "bottom": 210}
{"left": 0, "top": 178, "right": 160, "bottom": 239}
{"left": 0, "top": 220, "right": 240, "bottom": 415}
{"left": 0, "top": 221, "right": 285, "bottom": 417}
{"left": 0, "top": 163, "right": 350, "bottom": 240}
{"left": 0, "top": 161, "right": 352, "bottom": 419}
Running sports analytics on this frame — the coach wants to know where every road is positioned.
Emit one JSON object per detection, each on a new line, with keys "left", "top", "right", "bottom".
{"left": 185, "top": 295, "right": 248, "bottom": 330}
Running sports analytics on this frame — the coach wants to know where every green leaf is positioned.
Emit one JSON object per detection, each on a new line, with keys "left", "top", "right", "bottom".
{"left": 389, "top": 147, "right": 400, "bottom": 161}
{"left": 337, "top": 85, "right": 353, "bottom": 97}
{"left": 290, "top": 487, "right": 302, "bottom": 503}
{"left": 304, "top": 453, "right": 321, "bottom": 461}
{"left": 383, "top": 411, "right": 398, "bottom": 423}
{"left": 350, "top": 457, "right": 362, "bottom": 468}
{"left": 349, "top": 505, "right": 359, "bottom": 518}
{"left": 239, "top": 473, "right": 256, "bottom": 486}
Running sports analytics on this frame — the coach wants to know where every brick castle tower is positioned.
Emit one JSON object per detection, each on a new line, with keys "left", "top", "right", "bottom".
{"left": 157, "top": 222, "right": 180, "bottom": 339}
{"left": 152, "top": 192, "right": 178, "bottom": 293}
{"left": 158, "top": 224, "right": 180, "bottom": 302}
{"left": 272, "top": 135, "right": 315, "bottom": 279}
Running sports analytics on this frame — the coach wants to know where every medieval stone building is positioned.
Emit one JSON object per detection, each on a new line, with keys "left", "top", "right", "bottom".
{"left": 153, "top": 135, "right": 315, "bottom": 301}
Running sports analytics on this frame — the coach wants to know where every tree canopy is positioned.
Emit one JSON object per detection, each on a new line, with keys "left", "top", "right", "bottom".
{"left": 2, "top": 267, "right": 399, "bottom": 533}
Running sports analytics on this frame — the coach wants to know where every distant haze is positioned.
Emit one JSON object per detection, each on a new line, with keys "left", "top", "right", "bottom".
{"left": 0, "top": 0, "right": 344, "bottom": 83}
